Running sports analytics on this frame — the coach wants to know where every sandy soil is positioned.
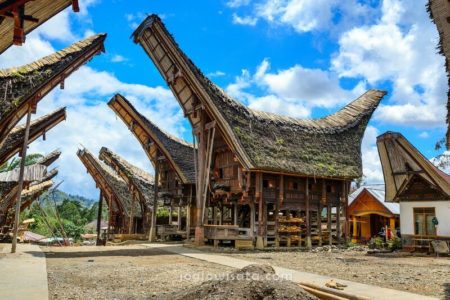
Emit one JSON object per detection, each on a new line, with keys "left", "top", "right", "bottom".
{"left": 43, "top": 245, "right": 233, "bottom": 300}
{"left": 224, "top": 249, "right": 450, "bottom": 299}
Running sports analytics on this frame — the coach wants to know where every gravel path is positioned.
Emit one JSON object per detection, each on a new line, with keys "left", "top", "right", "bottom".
{"left": 43, "top": 245, "right": 232, "bottom": 299}
{"left": 223, "top": 250, "right": 450, "bottom": 299}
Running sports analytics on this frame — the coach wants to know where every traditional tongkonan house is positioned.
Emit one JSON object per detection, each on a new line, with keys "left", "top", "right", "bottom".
{"left": 0, "top": 107, "right": 66, "bottom": 165}
{"left": 0, "top": 33, "right": 106, "bottom": 148}
{"left": 99, "top": 147, "right": 154, "bottom": 236}
{"left": 0, "top": 150, "right": 60, "bottom": 227}
{"left": 428, "top": 0, "right": 450, "bottom": 148}
{"left": 77, "top": 148, "right": 142, "bottom": 236}
{"left": 108, "top": 94, "right": 196, "bottom": 241}
{"left": 0, "top": 0, "right": 80, "bottom": 53}
{"left": 132, "top": 15, "right": 386, "bottom": 249}
{"left": 377, "top": 132, "right": 450, "bottom": 251}
{"left": 348, "top": 185, "right": 399, "bottom": 243}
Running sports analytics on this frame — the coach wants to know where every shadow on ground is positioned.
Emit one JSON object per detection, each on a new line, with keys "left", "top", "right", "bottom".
{"left": 26, "top": 247, "right": 180, "bottom": 259}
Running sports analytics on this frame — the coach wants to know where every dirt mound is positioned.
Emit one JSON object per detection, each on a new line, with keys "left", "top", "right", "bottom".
{"left": 170, "top": 264, "right": 317, "bottom": 300}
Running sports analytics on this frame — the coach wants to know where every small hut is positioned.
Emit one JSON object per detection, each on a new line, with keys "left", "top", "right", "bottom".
{"left": 377, "top": 131, "right": 450, "bottom": 251}
{"left": 348, "top": 185, "right": 399, "bottom": 243}
{"left": 132, "top": 15, "right": 386, "bottom": 248}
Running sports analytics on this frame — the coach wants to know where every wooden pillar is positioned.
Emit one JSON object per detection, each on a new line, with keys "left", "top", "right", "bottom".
{"left": 11, "top": 105, "right": 32, "bottom": 254}
{"left": 107, "top": 195, "right": 112, "bottom": 241}
{"left": 276, "top": 175, "right": 283, "bottom": 247}
{"left": 352, "top": 216, "right": 358, "bottom": 243}
{"left": 149, "top": 159, "right": 159, "bottom": 242}
{"left": 194, "top": 115, "right": 205, "bottom": 245}
{"left": 177, "top": 206, "right": 182, "bottom": 231}
{"left": 327, "top": 194, "right": 332, "bottom": 246}
{"left": 250, "top": 201, "right": 255, "bottom": 238}
{"left": 319, "top": 179, "right": 325, "bottom": 246}
{"left": 233, "top": 203, "right": 238, "bottom": 225}
{"left": 96, "top": 191, "right": 103, "bottom": 245}
{"left": 168, "top": 205, "right": 173, "bottom": 225}
{"left": 129, "top": 193, "right": 135, "bottom": 234}
{"left": 306, "top": 178, "right": 312, "bottom": 249}
{"left": 343, "top": 181, "right": 349, "bottom": 243}
{"left": 256, "top": 172, "right": 264, "bottom": 249}
{"left": 336, "top": 189, "right": 341, "bottom": 245}
{"left": 186, "top": 185, "right": 193, "bottom": 240}
{"left": 389, "top": 217, "right": 396, "bottom": 238}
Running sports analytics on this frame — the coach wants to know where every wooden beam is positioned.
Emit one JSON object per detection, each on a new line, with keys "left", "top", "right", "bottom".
{"left": 96, "top": 190, "right": 103, "bottom": 245}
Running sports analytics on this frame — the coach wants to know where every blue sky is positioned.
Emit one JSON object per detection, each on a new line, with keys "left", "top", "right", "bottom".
{"left": 1, "top": 0, "right": 448, "bottom": 199}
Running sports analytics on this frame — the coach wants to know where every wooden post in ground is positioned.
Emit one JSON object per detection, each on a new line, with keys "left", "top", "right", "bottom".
{"left": 327, "top": 195, "right": 332, "bottom": 246}
{"left": 343, "top": 181, "right": 349, "bottom": 243}
{"left": 336, "top": 189, "right": 341, "bottom": 245}
{"left": 177, "top": 206, "right": 182, "bottom": 231}
{"left": 96, "top": 191, "right": 103, "bottom": 245}
{"left": 306, "top": 177, "right": 312, "bottom": 249}
{"left": 319, "top": 179, "right": 325, "bottom": 246}
{"left": 352, "top": 216, "right": 358, "bottom": 243}
{"left": 186, "top": 185, "right": 193, "bottom": 240}
{"left": 149, "top": 159, "right": 159, "bottom": 242}
{"left": 256, "top": 172, "right": 264, "bottom": 249}
{"left": 276, "top": 175, "right": 283, "bottom": 247}
{"left": 11, "top": 105, "right": 32, "bottom": 254}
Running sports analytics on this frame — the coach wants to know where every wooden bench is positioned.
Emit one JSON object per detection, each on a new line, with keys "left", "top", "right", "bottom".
{"left": 204, "top": 225, "right": 253, "bottom": 249}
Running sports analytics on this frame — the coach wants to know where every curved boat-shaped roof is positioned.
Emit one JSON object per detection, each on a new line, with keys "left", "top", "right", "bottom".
{"left": 132, "top": 15, "right": 386, "bottom": 178}
{"left": 427, "top": 0, "right": 450, "bottom": 148}
{"left": 108, "top": 94, "right": 196, "bottom": 184}
{"left": 0, "top": 108, "right": 66, "bottom": 165}
{"left": 99, "top": 147, "right": 154, "bottom": 210}
{"left": 377, "top": 131, "right": 450, "bottom": 202}
{"left": 77, "top": 148, "right": 137, "bottom": 217}
{"left": 0, "top": 0, "right": 78, "bottom": 54}
{"left": 0, "top": 33, "right": 106, "bottom": 148}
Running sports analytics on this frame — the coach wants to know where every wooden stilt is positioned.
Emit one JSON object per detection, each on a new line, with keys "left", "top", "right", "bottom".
{"left": 336, "top": 186, "right": 341, "bottom": 245}
{"left": 256, "top": 172, "right": 264, "bottom": 249}
{"left": 96, "top": 191, "right": 103, "bottom": 245}
{"left": 306, "top": 178, "right": 312, "bottom": 249}
{"left": 276, "top": 175, "right": 283, "bottom": 247}
{"left": 319, "top": 179, "right": 325, "bottom": 246}
{"left": 11, "top": 105, "right": 32, "bottom": 254}
{"left": 149, "top": 158, "right": 159, "bottom": 242}
{"left": 327, "top": 197, "right": 332, "bottom": 246}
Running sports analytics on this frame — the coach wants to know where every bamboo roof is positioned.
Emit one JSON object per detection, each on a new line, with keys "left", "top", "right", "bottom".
{"left": 108, "top": 94, "right": 196, "bottom": 184}
{"left": 132, "top": 15, "right": 386, "bottom": 179}
{"left": 377, "top": 131, "right": 450, "bottom": 202}
{"left": 99, "top": 147, "right": 155, "bottom": 209}
{"left": 0, "top": 33, "right": 106, "bottom": 148}
{"left": 0, "top": 108, "right": 66, "bottom": 165}
{"left": 77, "top": 148, "right": 138, "bottom": 217}
{"left": 428, "top": 0, "right": 450, "bottom": 148}
{"left": 0, "top": 0, "right": 76, "bottom": 54}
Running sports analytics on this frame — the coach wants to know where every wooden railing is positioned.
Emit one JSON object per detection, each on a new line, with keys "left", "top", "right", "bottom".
{"left": 204, "top": 225, "right": 252, "bottom": 240}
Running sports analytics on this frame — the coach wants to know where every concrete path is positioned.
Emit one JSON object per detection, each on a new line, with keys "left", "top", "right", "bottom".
{"left": 0, "top": 244, "right": 48, "bottom": 300}
{"left": 143, "top": 243, "right": 437, "bottom": 300}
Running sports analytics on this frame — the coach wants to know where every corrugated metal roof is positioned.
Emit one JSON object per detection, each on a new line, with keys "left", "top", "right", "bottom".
{"left": 349, "top": 185, "right": 399, "bottom": 215}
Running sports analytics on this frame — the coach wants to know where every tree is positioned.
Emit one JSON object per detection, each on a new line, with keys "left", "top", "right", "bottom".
{"left": 0, "top": 153, "right": 44, "bottom": 172}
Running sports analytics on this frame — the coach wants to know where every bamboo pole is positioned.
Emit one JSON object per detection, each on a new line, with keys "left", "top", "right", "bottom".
{"left": 11, "top": 105, "right": 32, "bottom": 254}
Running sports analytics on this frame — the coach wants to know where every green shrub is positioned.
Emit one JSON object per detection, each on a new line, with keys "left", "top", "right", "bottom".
{"left": 387, "top": 237, "right": 402, "bottom": 251}
{"left": 368, "top": 237, "right": 385, "bottom": 249}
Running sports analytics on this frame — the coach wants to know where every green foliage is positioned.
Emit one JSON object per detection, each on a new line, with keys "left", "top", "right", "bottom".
{"left": 387, "top": 237, "right": 402, "bottom": 251}
{"left": 22, "top": 192, "right": 99, "bottom": 242}
{"left": 368, "top": 237, "right": 385, "bottom": 249}
{"left": 0, "top": 154, "right": 44, "bottom": 172}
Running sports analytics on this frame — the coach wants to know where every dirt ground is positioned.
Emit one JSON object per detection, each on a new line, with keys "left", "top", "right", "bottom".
{"left": 43, "top": 245, "right": 233, "bottom": 300}
{"left": 224, "top": 249, "right": 450, "bottom": 299}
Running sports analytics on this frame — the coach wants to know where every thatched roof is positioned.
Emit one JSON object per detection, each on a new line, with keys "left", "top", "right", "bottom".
{"left": 99, "top": 147, "right": 154, "bottom": 210}
{"left": 377, "top": 131, "right": 450, "bottom": 202}
{"left": 132, "top": 15, "right": 385, "bottom": 179}
{"left": 77, "top": 148, "right": 138, "bottom": 217}
{"left": 0, "top": 33, "right": 106, "bottom": 148}
{"left": 427, "top": 0, "right": 450, "bottom": 148}
{"left": 0, "top": 0, "right": 77, "bottom": 54}
{"left": 0, "top": 108, "right": 66, "bottom": 165}
{"left": 108, "top": 94, "right": 196, "bottom": 184}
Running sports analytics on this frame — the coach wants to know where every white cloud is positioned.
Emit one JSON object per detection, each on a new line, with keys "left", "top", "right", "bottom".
{"left": 419, "top": 131, "right": 429, "bottom": 138}
{"left": 111, "top": 54, "right": 128, "bottom": 63}
{"left": 225, "top": 59, "right": 366, "bottom": 118}
{"left": 226, "top": 0, "right": 251, "bottom": 8}
{"left": 126, "top": 12, "right": 146, "bottom": 29}
{"left": 207, "top": 70, "right": 226, "bottom": 77}
{"left": 232, "top": 13, "right": 258, "bottom": 26}
{"left": 361, "top": 125, "right": 384, "bottom": 184}
{"left": 332, "top": 0, "right": 447, "bottom": 128}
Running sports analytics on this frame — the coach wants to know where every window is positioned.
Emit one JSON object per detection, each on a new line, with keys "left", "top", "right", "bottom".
{"left": 414, "top": 208, "right": 436, "bottom": 236}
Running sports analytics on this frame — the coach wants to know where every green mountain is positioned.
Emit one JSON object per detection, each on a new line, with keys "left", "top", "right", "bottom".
{"left": 43, "top": 189, "right": 96, "bottom": 208}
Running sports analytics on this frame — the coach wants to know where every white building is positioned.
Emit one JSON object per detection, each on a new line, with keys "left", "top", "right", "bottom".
{"left": 377, "top": 132, "right": 450, "bottom": 250}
